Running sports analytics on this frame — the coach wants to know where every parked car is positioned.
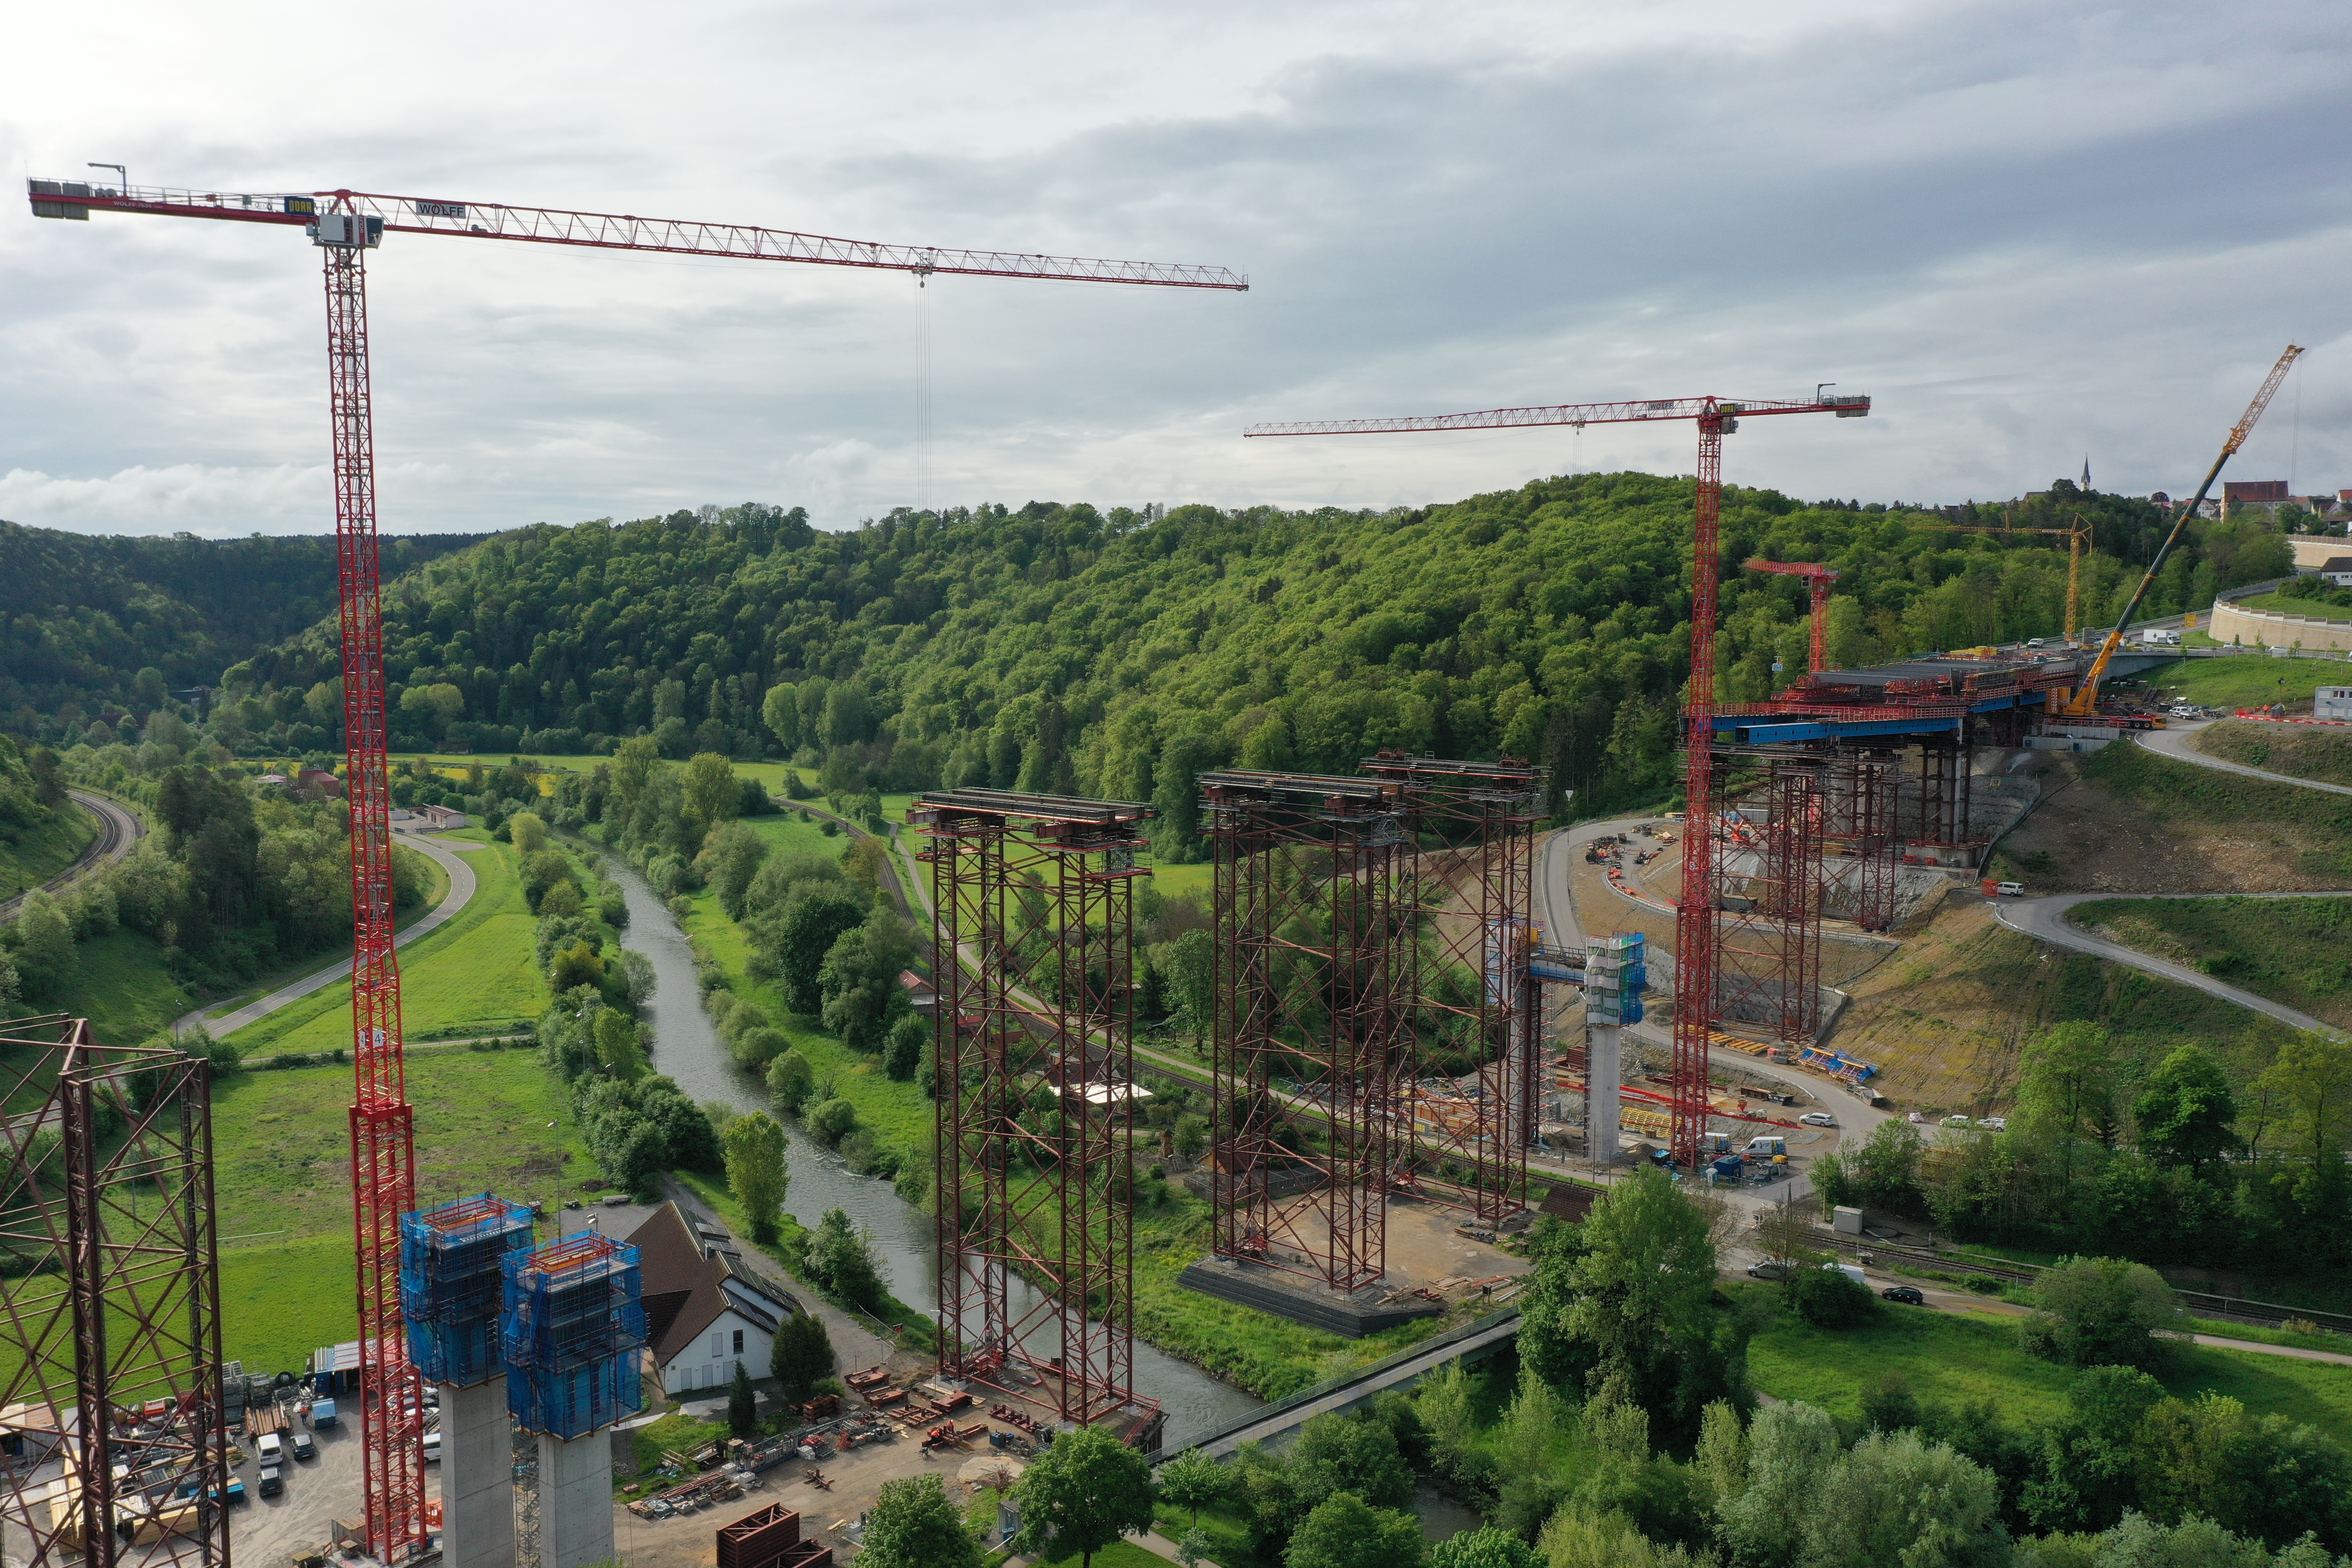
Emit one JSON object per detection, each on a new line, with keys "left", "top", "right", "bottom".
{"left": 1979, "top": 1116, "right": 2008, "bottom": 1132}
{"left": 1746, "top": 1260, "right": 1793, "bottom": 1281}
{"left": 1942, "top": 1115, "right": 1974, "bottom": 1129}
{"left": 254, "top": 1433, "right": 283, "bottom": 1466}
{"left": 1881, "top": 1285, "right": 1926, "bottom": 1305}
{"left": 257, "top": 1466, "right": 282, "bottom": 1498}
{"left": 423, "top": 1430, "right": 441, "bottom": 1465}
{"left": 290, "top": 1432, "right": 316, "bottom": 1462}
{"left": 1798, "top": 1111, "right": 1837, "bottom": 1127}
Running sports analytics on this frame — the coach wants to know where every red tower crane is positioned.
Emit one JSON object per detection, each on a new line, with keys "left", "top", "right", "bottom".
{"left": 1743, "top": 559, "right": 1843, "bottom": 674}
{"left": 32, "top": 173, "right": 1244, "bottom": 1562}
{"left": 1245, "top": 391, "right": 1869, "bottom": 1166}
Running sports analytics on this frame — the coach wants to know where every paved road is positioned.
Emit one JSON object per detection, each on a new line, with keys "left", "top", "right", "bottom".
{"left": 1994, "top": 890, "right": 2351, "bottom": 1038}
{"left": 175, "top": 832, "right": 486, "bottom": 1038}
{"left": 1984, "top": 720, "right": 2352, "bottom": 1040}
{"left": 0, "top": 789, "right": 145, "bottom": 921}
{"left": 2139, "top": 717, "right": 2352, "bottom": 796}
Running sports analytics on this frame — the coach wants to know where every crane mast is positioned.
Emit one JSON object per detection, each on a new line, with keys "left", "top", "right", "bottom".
{"left": 34, "top": 171, "right": 1240, "bottom": 1562}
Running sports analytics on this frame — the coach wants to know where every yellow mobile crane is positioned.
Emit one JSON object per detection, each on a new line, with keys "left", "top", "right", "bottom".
{"left": 1932, "top": 512, "right": 2095, "bottom": 643}
{"left": 2050, "top": 344, "right": 2305, "bottom": 718}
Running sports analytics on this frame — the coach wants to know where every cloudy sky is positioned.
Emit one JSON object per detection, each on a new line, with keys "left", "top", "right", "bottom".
{"left": 3, "top": 0, "right": 2347, "bottom": 537}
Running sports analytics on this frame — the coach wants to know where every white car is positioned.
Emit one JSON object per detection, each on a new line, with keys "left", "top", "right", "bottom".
{"left": 1980, "top": 1116, "right": 2008, "bottom": 1132}
{"left": 1941, "top": 1115, "right": 1974, "bottom": 1129}
{"left": 254, "top": 1432, "right": 284, "bottom": 1466}
{"left": 423, "top": 1430, "right": 441, "bottom": 1464}
{"left": 1798, "top": 1111, "right": 1838, "bottom": 1128}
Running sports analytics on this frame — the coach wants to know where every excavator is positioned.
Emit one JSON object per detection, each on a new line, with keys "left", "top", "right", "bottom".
{"left": 2048, "top": 345, "right": 2304, "bottom": 719}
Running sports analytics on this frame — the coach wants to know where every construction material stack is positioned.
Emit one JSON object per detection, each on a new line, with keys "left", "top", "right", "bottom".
{"left": 502, "top": 1235, "right": 646, "bottom": 1568}
{"left": 401, "top": 1194, "right": 536, "bottom": 1568}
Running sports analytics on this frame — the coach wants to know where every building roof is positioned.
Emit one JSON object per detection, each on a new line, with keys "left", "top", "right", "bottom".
{"left": 623, "top": 1201, "right": 800, "bottom": 1367}
{"left": 2318, "top": 557, "right": 2352, "bottom": 574}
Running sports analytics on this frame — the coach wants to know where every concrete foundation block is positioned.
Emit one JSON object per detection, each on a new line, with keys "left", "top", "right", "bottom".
{"left": 440, "top": 1378, "right": 516, "bottom": 1568}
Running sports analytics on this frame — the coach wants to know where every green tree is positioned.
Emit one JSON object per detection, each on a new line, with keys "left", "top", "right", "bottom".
{"left": 857, "top": 1474, "right": 982, "bottom": 1568}
{"left": 806, "top": 1097, "right": 857, "bottom": 1145}
{"left": 1161, "top": 927, "right": 1215, "bottom": 1049}
{"left": 766, "top": 1049, "right": 816, "bottom": 1114}
{"left": 10, "top": 892, "right": 78, "bottom": 1003}
{"left": 818, "top": 909, "right": 918, "bottom": 1053}
{"left": 1720, "top": 1400, "right": 1839, "bottom": 1568}
{"left": 682, "top": 751, "right": 744, "bottom": 832}
{"left": 696, "top": 820, "right": 770, "bottom": 919}
{"left": 612, "top": 735, "right": 660, "bottom": 816}
{"left": 770, "top": 1310, "right": 833, "bottom": 1402}
{"left": 1785, "top": 1265, "right": 1876, "bottom": 1329}
{"left": 723, "top": 1111, "right": 790, "bottom": 1244}
{"left": 804, "top": 1207, "right": 884, "bottom": 1311}
{"left": 1283, "top": 1491, "right": 1426, "bottom": 1568}
{"left": 768, "top": 885, "right": 870, "bottom": 1014}
{"left": 2020, "top": 1365, "right": 2165, "bottom": 1534}
{"left": 2134, "top": 1393, "right": 2352, "bottom": 1550}
{"left": 1157, "top": 1449, "right": 1231, "bottom": 1526}
{"left": 762, "top": 683, "right": 801, "bottom": 753}
{"left": 593, "top": 1008, "right": 646, "bottom": 1080}
{"left": 507, "top": 809, "right": 550, "bottom": 855}
{"left": 884, "top": 1014, "right": 927, "bottom": 1082}
{"left": 727, "top": 1359, "right": 758, "bottom": 1437}
{"left": 1802, "top": 1429, "right": 2010, "bottom": 1568}
{"left": 2019, "top": 1256, "right": 2181, "bottom": 1369}
{"left": 2132, "top": 1045, "right": 2238, "bottom": 1172}
{"left": 1431, "top": 1526, "right": 1540, "bottom": 1568}
{"left": 1008, "top": 1421, "right": 1158, "bottom": 1568}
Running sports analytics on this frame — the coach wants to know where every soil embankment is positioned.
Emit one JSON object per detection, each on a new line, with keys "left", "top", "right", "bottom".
{"left": 2195, "top": 718, "right": 2352, "bottom": 791}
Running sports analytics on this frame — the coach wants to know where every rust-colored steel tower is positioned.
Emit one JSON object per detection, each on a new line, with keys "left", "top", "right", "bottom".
{"left": 1201, "top": 770, "right": 1407, "bottom": 1292}
{"left": 908, "top": 789, "right": 1158, "bottom": 1432}
{"left": 0, "top": 1016, "right": 227, "bottom": 1568}
{"left": 1359, "top": 753, "right": 1546, "bottom": 1230}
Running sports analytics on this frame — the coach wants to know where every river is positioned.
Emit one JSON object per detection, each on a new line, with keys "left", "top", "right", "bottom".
{"left": 600, "top": 854, "right": 1264, "bottom": 1450}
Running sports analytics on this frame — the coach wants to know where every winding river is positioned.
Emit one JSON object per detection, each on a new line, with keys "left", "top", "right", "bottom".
{"left": 600, "top": 855, "right": 1263, "bottom": 1449}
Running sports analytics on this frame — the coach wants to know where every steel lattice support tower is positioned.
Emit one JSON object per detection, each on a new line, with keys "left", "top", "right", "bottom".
{"left": 1359, "top": 753, "right": 1545, "bottom": 1229}
{"left": 909, "top": 789, "right": 1155, "bottom": 1428}
{"left": 0, "top": 1015, "right": 227, "bottom": 1568}
{"left": 1911, "top": 731, "right": 1973, "bottom": 848}
{"left": 1202, "top": 771, "right": 1406, "bottom": 1293}
{"left": 1822, "top": 753, "right": 1902, "bottom": 931}
{"left": 323, "top": 220, "right": 429, "bottom": 1562}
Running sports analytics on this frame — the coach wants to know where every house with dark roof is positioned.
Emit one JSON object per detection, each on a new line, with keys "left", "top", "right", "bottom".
{"left": 623, "top": 1201, "right": 802, "bottom": 1396}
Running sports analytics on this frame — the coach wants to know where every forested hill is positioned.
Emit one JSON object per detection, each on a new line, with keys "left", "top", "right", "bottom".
{"left": 220, "top": 475, "right": 2292, "bottom": 834}
{"left": 0, "top": 521, "right": 486, "bottom": 730}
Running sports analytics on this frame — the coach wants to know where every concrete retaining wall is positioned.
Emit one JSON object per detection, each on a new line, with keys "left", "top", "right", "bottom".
{"left": 2210, "top": 599, "right": 2352, "bottom": 653}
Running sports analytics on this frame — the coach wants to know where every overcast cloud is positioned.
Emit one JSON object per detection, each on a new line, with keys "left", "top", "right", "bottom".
{"left": 3, "top": 0, "right": 2347, "bottom": 537}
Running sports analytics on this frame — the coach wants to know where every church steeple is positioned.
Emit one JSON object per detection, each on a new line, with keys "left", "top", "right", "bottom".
{"left": 2081, "top": 455, "right": 2092, "bottom": 491}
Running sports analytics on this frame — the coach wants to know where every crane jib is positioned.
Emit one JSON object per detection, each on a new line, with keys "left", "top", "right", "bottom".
{"left": 25, "top": 179, "right": 1251, "bottom": 290}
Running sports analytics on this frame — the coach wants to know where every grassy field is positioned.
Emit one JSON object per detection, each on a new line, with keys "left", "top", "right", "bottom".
{"left": 2143, "top": 654, "right": 2352, "bottom": 708}
{"left": 0, "top": 799, "right": 98, "bottom": 894}
{"left": 208, "top": 1046, "right": 599, "bottom": 1372}
{"left": 2067, "top": 894, "right": 2352, "bottom": 1029}
{"left": 230, "top": 832, "right": 547, "bottom": 1050}
{"left": 2223, "top": 591, "right": 2352, "bottom": 624}
{"left": 1743, "top": 1288, "right": 2352, "bottom": 1447}
{"left": 2196, "top": 718, "right": 2352, "bottom": 788}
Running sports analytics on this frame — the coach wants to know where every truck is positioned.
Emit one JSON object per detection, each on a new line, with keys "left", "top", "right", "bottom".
{"left": 2139, "top": 628, "right": 2181, "bottom": 647}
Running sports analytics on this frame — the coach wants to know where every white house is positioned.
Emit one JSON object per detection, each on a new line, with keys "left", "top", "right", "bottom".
{"left": 2319, "top": 556, "right": 2352, "bottom": 588}
{"left": 624, "top": 1202, "right": 801, "bottom": 1396}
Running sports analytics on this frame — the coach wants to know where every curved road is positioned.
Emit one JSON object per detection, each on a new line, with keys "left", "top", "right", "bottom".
{"left": 174, "top": 832, "right": 486, "bottom": 1038}
{"left": 0, "top": 789, "right": 145, "bottom": 922}
{"left": 1990, "top": 720, "right": 2352, "bottom": 1041}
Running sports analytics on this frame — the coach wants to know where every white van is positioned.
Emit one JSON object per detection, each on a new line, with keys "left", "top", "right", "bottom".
{"left": 1995, "top": 881, "right": 2025, "bottom": 897}
{"left": 1822, "top": 1262, "right": 1866, "bottom": 1287}
{"left": 254, "top": 1433, "right": 283, "bottom": 1466}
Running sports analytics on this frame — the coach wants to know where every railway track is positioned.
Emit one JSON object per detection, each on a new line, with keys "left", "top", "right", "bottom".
{"left": 0, "top": 788, "right": 144, "bottom": 922}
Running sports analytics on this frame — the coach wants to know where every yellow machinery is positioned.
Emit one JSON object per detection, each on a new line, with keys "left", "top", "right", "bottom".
{"left": 1933, "top": 513, "right": 2094, "bottom": 642}
{"left": 2051, "top": 344, "right": 2304, "bottom": 718}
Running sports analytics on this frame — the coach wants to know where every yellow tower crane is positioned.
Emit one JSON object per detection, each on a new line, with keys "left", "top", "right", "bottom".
{"left": 1930, "top": 513, "right": 2095, "bottom": 643}
{"left": 2052, "top": 344, "right": 2304, "bottom": 718}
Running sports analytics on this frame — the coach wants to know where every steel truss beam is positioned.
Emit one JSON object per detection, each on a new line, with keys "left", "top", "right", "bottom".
{"left": 1359, "top": 753, "right": 1546, "bottom": 1230}
{"left": 0, "top": 1016, "right": 227, "bottom": 1568}
{"left": 910, "top": 790, "right": 1155, "bottom": 1427}
{"left": 1201, "top": 771, "right": 1406, "bottom": 1293}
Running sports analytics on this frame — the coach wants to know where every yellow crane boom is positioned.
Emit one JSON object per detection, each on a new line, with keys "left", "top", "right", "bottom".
{"left": 2053, "top": 345, "right": 2304, "bottom": 718}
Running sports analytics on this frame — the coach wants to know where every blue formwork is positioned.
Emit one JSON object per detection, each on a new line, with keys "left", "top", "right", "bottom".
{"left": 501, "top": 1234, "right": 647, "bottom": 1439}
{"left": 401, "top": 1193, "right": 537, "bottom": 1387}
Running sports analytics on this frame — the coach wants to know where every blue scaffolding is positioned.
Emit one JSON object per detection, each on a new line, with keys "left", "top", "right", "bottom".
{"left": 502, "top": 1234, "right": 647, "bottom": 1439}
{"left": 400, "top": 1192, "right": 538, "bottom": 1387}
